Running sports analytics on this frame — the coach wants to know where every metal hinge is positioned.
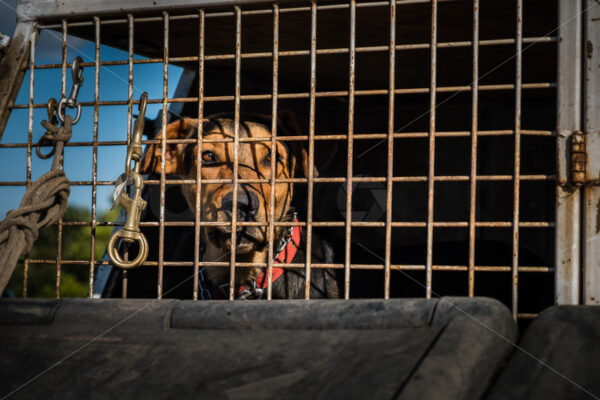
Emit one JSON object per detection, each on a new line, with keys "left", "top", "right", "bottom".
{"left": 570, "top": 131, "right": 587, "bottom": 187}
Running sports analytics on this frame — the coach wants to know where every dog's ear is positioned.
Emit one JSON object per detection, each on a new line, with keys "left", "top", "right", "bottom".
{"left": 277, "top": 110, "right": 317, "bottom": 178}
{"left": 140, "top": 118, "right": 197, "bottom": 175}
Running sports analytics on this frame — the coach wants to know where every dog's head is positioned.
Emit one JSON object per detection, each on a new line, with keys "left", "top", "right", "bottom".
{"left": 140, "top": 112, "right": 312, "bottom": 256}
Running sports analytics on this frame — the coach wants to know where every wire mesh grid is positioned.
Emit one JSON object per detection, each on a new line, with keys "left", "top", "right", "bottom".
{"left": 0, "top": 0, "right": 558, "bottom": 319}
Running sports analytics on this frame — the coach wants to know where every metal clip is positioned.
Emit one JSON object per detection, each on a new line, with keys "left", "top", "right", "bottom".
{"left": 58, "top": 56, "right": 84, "bottom": 124}
{"left": 107, "top": 170, "right": 148, "bottom": 269}
{"left": 107, "top": 92, "right": 149, "bottom": 270}
{"left": 126, "top": 92, "right": 147, "bottom": 175}
{"left": 237, "top": 280, "right": 264, "bottom": 300}
{"left": 36, "top": 98, "right": 59, "bottom": 159}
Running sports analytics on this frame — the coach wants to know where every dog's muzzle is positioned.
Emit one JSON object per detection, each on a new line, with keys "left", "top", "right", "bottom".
{"left": 221, "top": 189, "right": 259, "bottom": 222}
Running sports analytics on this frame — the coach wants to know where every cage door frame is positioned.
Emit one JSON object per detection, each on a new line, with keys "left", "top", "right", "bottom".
{"left": 556, "top": 0, "right": 583, "bottom": 305}
{"left": 584, "top": 0, "right": 600, "bottom": 305}
{"left": 0, "top": 21, "right": 37, "bottom": 140}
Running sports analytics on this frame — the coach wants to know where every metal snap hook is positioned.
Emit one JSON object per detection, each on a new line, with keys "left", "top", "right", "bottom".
{"left": 107, "top": 230, "right": 149, "bottom": 270}
{"left": 107, "top": 92, "right": 149, "bottom": 270}
{"left": 125, "top": 92, "right": 148, "bottom": 175}
{"left": 58, "top": 56, "right": 84, "bottom": 124}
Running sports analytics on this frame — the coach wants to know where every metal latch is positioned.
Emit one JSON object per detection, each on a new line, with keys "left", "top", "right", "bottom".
{"left": 570, "top": 131, "right": 586, "bottom": 187}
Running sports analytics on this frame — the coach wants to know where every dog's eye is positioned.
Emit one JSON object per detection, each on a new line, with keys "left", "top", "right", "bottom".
{"left": 263, "top": 153, "right": 283, "bottom": 167}
{"left": 201, "top": 151, "right": 217, "bottom": 164}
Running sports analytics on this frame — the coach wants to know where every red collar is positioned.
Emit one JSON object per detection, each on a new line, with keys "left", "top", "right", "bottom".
{"left": 236, "top": 218, "right": 302, "bottom": 297}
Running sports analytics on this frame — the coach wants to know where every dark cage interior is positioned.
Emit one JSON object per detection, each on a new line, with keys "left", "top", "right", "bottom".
{"left": 15, "top": 0, "right": 557, "bottom": 319}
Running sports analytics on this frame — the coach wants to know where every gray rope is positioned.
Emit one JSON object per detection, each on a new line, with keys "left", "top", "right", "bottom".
{"left": 0, "top": 116, "right": 72, "bottom": 294}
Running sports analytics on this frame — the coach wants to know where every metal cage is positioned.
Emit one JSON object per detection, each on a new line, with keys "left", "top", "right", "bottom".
{"left": 0, "top": 0, "right": 597, "bottom": 320}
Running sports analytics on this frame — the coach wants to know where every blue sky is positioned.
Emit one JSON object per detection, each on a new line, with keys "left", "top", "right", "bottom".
{"left": 0, "top": 0, "right": 183, "bottom": 220}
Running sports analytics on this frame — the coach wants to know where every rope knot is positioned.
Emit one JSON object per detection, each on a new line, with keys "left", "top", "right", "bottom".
{"left": 0, "top": 117, "right": 72, "bottom": 293}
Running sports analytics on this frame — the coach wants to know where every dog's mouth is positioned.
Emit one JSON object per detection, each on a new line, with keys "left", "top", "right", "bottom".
{"left": 207, "top": 227, "right": 266, "bottom": 252}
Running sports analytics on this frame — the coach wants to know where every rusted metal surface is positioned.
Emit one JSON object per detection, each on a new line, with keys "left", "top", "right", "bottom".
{"left": 304, "top": 1, "right": 317, "bottom": 300}
{"left": 0, "top": 130, "right": 557, "bottom": 147}
{"left": 584, "top": 0, "right": 600, "bottom": 305}
{"left": 24, "top": 35, "right": 556, "bottom": 69}
{"left": 0, "top": 22, "right": 35, "bottom": 140}
{"left": 266, "top": 4, "right": 279, "bottom": 300}
{"left": 193, "top": 9, "right": 205, "bottom": 301}
{"left": 344, "top": 0, "right": 356, "bottom": 300}
{"left": 157, "top": 11, "right": 169, "bottom": 299}
{"left": 86, "top": 84, "right": 541, "bottom": 101}
{"left": 425, "top": 0, "right": 437, "bottom": 299}
{"left": 0, "top": 0, "right": 561, "bottom": 319}
{"left": 15, "top": 258, "right": 552, "bottom": 272}
{"left": 0, "top": 174, "right": 555, "bottom": 187}
{"left": 511, "top": 0, "right": 523, "bottom": 320}
{"left": 89, "top": 17, "right": 100, "bottom": 298}
{"left": 24, "top": 27, "right": 36, "bottom": 300}
{"left": 468, "top": 0, "right": 479, "bottom": 298}
{"left": 384, "top": 0, "right": 395, "bottom": 300}
{"left": 0, "top": 220, "right": 554, "bottom": 229}
{"left": 229, "top": 6, "right": 243, "bottom": 301}
{"left": 127, "top": 14, "right": 134, "bottom": 144}
{"left": 7, "top": 82, "right": 557, "bottom": 110}
{"left": 55, "top": 20, "right": 67, "bottom": 299}
{"left": 17, "top": 0, "right": 459, "bottom": 21}
{"left": 5, "top": 82, "right": 556, "bottom": 111}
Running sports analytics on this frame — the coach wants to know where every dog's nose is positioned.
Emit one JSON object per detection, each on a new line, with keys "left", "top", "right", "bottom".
{"left": 221, "top": 190, "right": 259, "bottom": 221}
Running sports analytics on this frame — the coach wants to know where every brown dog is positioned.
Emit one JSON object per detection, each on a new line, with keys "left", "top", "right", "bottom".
{"left": 141, "top": 113, "right": 339, "bottom": 299}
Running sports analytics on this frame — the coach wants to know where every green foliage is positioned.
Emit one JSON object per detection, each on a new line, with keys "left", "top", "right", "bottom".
{"left": 6, "top": 205, "right": 120, "bottom": 298}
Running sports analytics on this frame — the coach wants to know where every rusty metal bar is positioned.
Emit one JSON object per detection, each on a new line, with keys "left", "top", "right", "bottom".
{"left": 56, "top": 19, "right": 68, "bottom": 299}
{"left": 20, "top": 257, "right": 552, "bottom": 272}
{"left": 89, "top": 16, "right": 101, "bottom": 298}
{"left": 516, "top": 313, "right": 537, "bottom": 319}
{"left": 229, "top": 6, "right": 243, "bottom": 301}
{"left": 157, "top": 11, "right": 169, "bottom": 299}
{"left": 425, "top": 0, "right": 437, "bottom": 299}
{"left": 193, "top": 9, "right": 205, "bottom": 301}
{"left": 305, "top": 2, "right": 317, "bottom": 300}
{"left": 10, "top": 82, "right": 556, "bottom": 109}
{"left": 22, "top": 261, "right": 28, "bottom": 297}
{"left": 344, "top": 0, "right": 356, "bottom": 300}
{"left": 511, "top": 0, "right": 523, "bottom": 319}
{"left": 0, "top": 129, "right": 557, "bottom": 146}
{"left": 14, "top": 219, "right": 553, "bottom": 228}
{"left": 29, "top": 35, "right": 557, "bottom": 71}
{"left": 266, "top": 4, "right": 279, "bottom": 300}
{"left": 127, "top": 15, "right": 134, "bottom": 145}
{"left": 6, "top": 219, "right": 554, "bottom": 228}
{"left": 29, "top": 35, "right": 556, "bottom": 71}
{"left": 123, "top": 13, "right": 135, "bottom": 297}
{"left": 0, "top": 173, "right": 555, "bottom": 187}
{"left": 468, "top": 0, "right": 479, "bottom": 298}
{"left": 20, "top": 0, "right": 486, "bottom": 23}
{"left": 11, "top": 85, "right": 557, "bottom": 106}
{"left": 0, "top": 0, "right": 559, "bottom": 315}
{"left": 384, "top": 0, "right": 395, "bottom": 299}
{"left": 555, "top": 0, "right": 581, "bottom": 305}
{"left": 23, "top": 27, "right": 36, "bottom": 298}
{"left": 583, "top": 0, "right": 600, "bottom": 305}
